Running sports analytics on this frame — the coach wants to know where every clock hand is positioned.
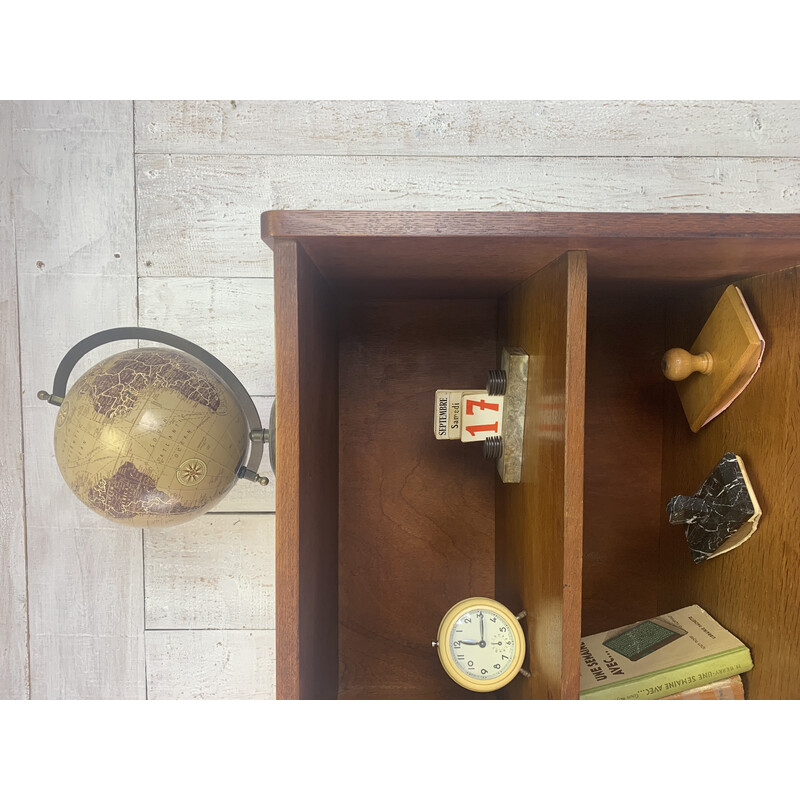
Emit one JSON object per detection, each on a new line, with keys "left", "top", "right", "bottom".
{"left": 479, "top": 611, "right": 485, "bottom": 645}
{"left": 457, "top": 639, "right": 481, "bottom": 645}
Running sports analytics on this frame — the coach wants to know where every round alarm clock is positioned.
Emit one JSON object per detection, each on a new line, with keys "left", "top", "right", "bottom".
{"left": 433, "top": 597, "right": 528, "bottom": 692}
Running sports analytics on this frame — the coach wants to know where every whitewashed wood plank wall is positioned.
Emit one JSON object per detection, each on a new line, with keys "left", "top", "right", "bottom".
{"left": 2, "top": 100, "right": 799, "bottom": 699}
{"left": 0, "top": 102, "right": 29, "bottom": 699}
{"left": 12, "top": 102, "right": 144, "bottom": 699}
{"left": 136, "top": 153, "right": 800, "bottom": 280}
{"left": 135, "top": 100, "right": 800, "bottom": 156}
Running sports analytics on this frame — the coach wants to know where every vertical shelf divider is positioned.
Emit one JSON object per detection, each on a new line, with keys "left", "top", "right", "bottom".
{"left": 496, "top": 251, "right": 587, "bottom": 699}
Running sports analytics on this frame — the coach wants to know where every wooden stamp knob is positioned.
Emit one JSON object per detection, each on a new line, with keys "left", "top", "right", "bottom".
{"left": 662, "top": 348, "right": 714, "bottom": 381}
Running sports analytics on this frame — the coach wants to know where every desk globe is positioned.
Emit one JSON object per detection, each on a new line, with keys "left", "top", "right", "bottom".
{"left": 39, "top": 328, "right": 272, "bottom": 528}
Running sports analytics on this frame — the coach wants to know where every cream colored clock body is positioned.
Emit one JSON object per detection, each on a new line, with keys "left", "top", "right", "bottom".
{"left": 435, "top": 597, "right": 526, "bottom": 693}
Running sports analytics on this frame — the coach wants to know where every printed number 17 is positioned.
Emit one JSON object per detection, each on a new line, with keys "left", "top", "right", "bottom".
{"left": 464, "top": 397, "right": 500, "bottom": 437}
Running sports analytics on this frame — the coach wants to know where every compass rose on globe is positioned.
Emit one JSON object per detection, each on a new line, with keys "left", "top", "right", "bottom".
{"left": 177, "top": 459, "right": 208, "bottom": 487}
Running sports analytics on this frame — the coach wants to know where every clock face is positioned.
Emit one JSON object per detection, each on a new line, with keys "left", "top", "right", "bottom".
{"left": 448, "top": 606, "right": 518, "bottom": 682}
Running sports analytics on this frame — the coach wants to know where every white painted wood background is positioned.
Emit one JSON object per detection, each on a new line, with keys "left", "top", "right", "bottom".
{"left": 1, "top": 100, "right": 799, "bottom": 699}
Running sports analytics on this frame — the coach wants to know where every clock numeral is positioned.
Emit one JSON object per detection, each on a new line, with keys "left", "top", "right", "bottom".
{"left": 494, "top": 664, "right": 501, "bottom": 670}
{"left": 468, "top": 661, "right": 474, "bottom": 667}
{"left": 453, "top": 641, "right": 461, "bottom": 648}
{"left": 499, "top": 626, "right": 507, "bottom": 632}
{"left": 463, "top": 617, "right": 471, "bottom": 624}
{"left": 490, "top": 617, "right": 497, "bottom": 623}
{"left": 481, "top": 669, "right": 488, "bottom": 675}
{"left": 502, "top": 654, "right": 509, "bottom": 660}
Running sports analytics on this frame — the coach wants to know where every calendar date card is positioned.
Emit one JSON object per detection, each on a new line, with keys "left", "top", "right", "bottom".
{"left": 434, "top": 389, "right": 504, "bottom": 442}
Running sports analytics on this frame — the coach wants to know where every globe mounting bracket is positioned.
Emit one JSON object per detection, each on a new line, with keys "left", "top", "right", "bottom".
{"left": 37, "top": 390, "right": 64, "bottom": 406}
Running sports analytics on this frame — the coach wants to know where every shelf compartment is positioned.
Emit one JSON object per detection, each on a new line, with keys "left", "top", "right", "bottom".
{"left": 660, "top": 266, "right": 800, "bottom": 699}
{"left": 273, "top": 241, "right": 588, "bottom": 699}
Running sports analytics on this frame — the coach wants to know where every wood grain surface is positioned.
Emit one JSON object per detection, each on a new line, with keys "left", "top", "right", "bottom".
{"left": 660, "top": 266, "right": 800, "bottom": 699}
{"left": 137, "top": 153, "right": 800, "bottom": 279}
{"left": 265, "top": 213, "right": 800, "bottom": 295}
{"left": 145, "top": 515, "right": 275, "bottom": 630}
{"left": 13, "top": 101, "right": 145, "bottom": 699}
{"left": 581, "top": 282, "right": 666, "bottom": 636}
{"left": 495, "top": 251, "right": 587, "bottom": 699}
{"left": 146, "top": 630, "right": 275, "bottom": 699}
{"left": 0, "top": 102, "right": 29, "bottom": 699}
{"left": 273, "top": 240, "right": 339, "bottom": 699}
{"left": 266, "top": 211, "right": 800, "bottom": 240}
{"left": 135, "top": 101, "right": 800, "bottom": 157}
{"left": 337, "top": 298, "right": 497, "bottom": 699}
{"left": 298, "top": 236, "right": 800, "bottom": 296}
{"left": 671, "top": 285, "right": 765, "bottom": 433}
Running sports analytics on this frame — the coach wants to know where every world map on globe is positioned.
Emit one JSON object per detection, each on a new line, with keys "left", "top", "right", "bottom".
{"left": 53, "top": 347, "right": 249, "bottom": 527}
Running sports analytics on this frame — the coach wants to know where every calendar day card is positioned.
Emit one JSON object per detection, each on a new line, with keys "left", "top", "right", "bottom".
{"left": 459, "top": 392, "right": 504, "bottom": 442}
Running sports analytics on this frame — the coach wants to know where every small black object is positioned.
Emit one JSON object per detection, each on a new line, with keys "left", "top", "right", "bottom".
{"left": 486, "top": 369, "right": 507, "bottom": 395}
{"left": 483, "top": 436, "right": 503, "bottom": 460}
{"left": 667, "top": 452, "right": 760, "bottom": 564}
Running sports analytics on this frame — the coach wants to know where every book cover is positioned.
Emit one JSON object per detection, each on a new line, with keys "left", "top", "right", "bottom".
{"left": 660, "top": 674, "right": 745, "bottom": 700}
{"left": 579, "top": 605, "right": 753, "bottom": 700}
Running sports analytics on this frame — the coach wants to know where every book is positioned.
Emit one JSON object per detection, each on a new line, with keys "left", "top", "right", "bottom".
{"left": 579, "top": 605, "right": 753, "bottom": 700}
{"left": 660, "top": 674, "right": 745, "bottom": 700}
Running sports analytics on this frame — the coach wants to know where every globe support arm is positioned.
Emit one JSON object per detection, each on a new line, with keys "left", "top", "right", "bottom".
{"left": 37, "top": 327, "right": 272, "bottom": 484}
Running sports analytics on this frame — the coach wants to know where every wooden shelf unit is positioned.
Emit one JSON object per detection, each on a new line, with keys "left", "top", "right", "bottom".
{"left": 263, "top": 211, "right": 800, "bottom": 700}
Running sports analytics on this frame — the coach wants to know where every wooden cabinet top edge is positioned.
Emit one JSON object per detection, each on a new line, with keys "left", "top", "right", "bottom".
{"left": 261, "top": 211, "right": 800, "bottom": 245}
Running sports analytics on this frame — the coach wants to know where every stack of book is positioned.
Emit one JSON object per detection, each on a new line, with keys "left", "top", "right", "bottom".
{"left": 579, "top": 605, "right": 752, "bottom": 700}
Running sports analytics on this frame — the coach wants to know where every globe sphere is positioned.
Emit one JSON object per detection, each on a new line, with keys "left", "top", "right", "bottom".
{"left": 53, "top": 347, "right": 249, "bottom": 527}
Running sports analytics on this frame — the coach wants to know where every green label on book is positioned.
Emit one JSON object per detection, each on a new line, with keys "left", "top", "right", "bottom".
{"left": 603, "top": 620, "right": 685, "bottom": 661}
